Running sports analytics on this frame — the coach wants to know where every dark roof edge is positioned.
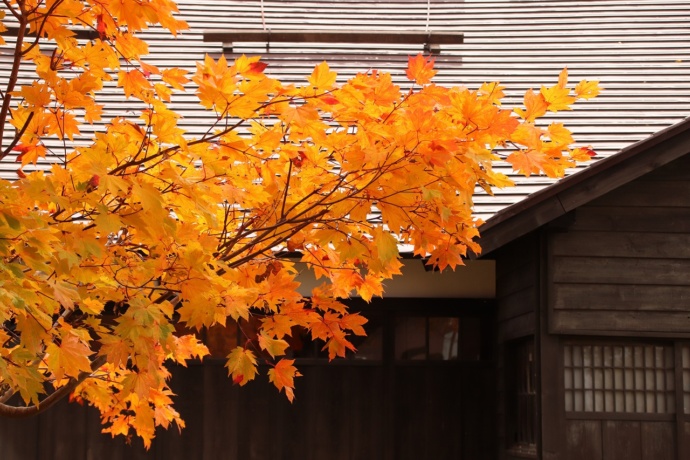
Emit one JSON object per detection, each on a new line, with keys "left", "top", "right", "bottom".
{"left": 477, "top": 116, "right": 690, "bottom": 257}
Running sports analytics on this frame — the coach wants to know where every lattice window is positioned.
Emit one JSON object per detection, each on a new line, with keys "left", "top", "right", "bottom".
{"left": 564, "top": 343, "right": 675, "bottom": 414}
{"left": 682, "top": 344, "right": 690, "bottom": 414}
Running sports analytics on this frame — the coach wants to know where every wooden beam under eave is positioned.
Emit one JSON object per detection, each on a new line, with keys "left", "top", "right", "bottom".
{"left": 203, "top": 29, "right": 464, "bottom": 46}
{"left": 4, "top": 26, "right": 98, "bottom": 41}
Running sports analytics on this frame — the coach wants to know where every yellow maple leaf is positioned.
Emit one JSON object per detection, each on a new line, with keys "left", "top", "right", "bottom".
{"left": 308, "top": 61, "right": 337, "bottom": 90}
{"left": 258, "top": 331, "right": 289, "bottom": 359}
{"left": 45, "top": 335, "right": 93, "bottom": 381}
{"left": 225, "top": 347, "right": 258, "bottom": 386}
{"left": 575, "top": 79, "right": 602, "bottom": 99}
{"left": 540, "top": 70, "right": 576, "bottom": 112}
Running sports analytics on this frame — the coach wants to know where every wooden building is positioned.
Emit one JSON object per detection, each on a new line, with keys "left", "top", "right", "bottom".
{"left": 484, "top": 118, "right": 690, "bottom": 460}
{"left": 1, "top": 1, "right": 690, "bottom": 459}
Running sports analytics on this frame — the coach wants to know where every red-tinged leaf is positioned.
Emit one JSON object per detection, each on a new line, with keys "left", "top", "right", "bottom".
{"left": 570, "top": 146, "right": 597, "bottom": 161}
{"left": 86, "top": 175, "right": 100, "bottom": 193}
{"left": 225, "top": 347, "right": 258, "bottom": 386}
{"left": 139, "top": 60, "right": 160, "bottom": 77}
{"left": 96, "top": 14, "right": 106, "bottom": 39}
{"left": 234, "top": 55, "right": 266, "bottom": 77}
{"left": 268, "top": 359, "right": 301, "bottom": 402}
{"left": 319, "top": 94, "right": 339, "bottom": 105}
{"left": 249, "top": 61, "right": 268, "bottom": 74}
{"left": 406, "top": 54, "right": 437, "bottom": 85}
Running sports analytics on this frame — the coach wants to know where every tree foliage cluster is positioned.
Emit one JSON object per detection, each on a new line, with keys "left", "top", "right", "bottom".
{"left": 0, "top": 0, "right": 598, "bottom": 446}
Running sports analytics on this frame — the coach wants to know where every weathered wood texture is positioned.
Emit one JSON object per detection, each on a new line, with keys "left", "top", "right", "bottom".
{"left": 495, "top": 234, "right": 539, "bottom": 343}
{"left": 564, "top": 420, "right": 675, "bottom": 460}
{"left": 0, "top": 358, "right": 495, "bottom": 460}
{"left": 548, "top": 153, "right": 690, "bottom": 336}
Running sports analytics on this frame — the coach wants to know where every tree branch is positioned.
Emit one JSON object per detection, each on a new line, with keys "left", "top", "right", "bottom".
{"left": 0, "top": 16, "right": 27, "bottom": 158}
{"left": 0, "top": 355, "right": 107, "bottom": 418}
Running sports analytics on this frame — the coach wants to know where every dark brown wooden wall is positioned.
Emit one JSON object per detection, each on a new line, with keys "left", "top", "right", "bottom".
{"left": 494, "top": 234, "right": 540, "bottom": 460}
{"left": 547, "top": 153, "right": 690, "bottom": 337}
{"left": 0, "top": 358, "right": 495, "bottom": 460}
{"left": 538, "top": 153, "right": 690, "bottom": 460}
{"left": 496, "top": 234, "right": 539, "bottom": 344}
{"left": 564, "top": 420, "right": 675, "bottom": 460}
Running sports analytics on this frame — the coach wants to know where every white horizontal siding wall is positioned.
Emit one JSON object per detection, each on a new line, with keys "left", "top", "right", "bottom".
{"left": 1, "top": 0, "right": 689, "bottom": 221}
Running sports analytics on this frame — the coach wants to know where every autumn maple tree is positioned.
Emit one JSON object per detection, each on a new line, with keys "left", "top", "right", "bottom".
{"left": 0, "top": 0, "right": 599, "bottom": 447}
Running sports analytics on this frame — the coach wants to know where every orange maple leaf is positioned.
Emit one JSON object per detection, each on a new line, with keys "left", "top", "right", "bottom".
{"left": 514, "top": 88, "right": 549, "bottom": 122}
{"left": 118, "top": 69, "right": 152, "bottom": 98}
{"left": 340, "top": 313, "right": 368, "bottom": 336}
{"left": 162, "top": 68, "right": 189, "bottom": 90}
{"left": 268, "top": 359, "right": 301, "bottom": 402}
{"left": 406, "top": 54, "right": 437, "bottom": 85}
{"left": 506, "top": 149, "right": 545, "bottom": 176}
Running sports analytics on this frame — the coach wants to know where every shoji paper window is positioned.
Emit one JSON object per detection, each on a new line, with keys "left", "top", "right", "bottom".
{"left": 563, "top": 343, "right": 675, "bottom": 414}
{"left": 683, "top": 344, "right": 690, "bottom": 414}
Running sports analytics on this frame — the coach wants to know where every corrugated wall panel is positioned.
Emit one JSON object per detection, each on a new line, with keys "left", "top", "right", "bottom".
{"left": 1, "top": 0, "right": 689, "bottom": 220}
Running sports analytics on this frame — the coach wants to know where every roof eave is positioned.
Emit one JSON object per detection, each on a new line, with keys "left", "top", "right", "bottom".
{"left": 477, "top": 116, "right": 690, "bottom": 257}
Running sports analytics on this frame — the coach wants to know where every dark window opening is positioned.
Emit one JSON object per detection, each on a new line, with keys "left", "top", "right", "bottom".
{"left": 395, "top": 315, "right": 486, "bottom": 362}
{"left": 506, "top": 338, "right": 537, "bottom": 454}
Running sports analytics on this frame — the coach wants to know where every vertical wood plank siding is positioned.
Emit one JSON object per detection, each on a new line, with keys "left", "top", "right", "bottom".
{"left": 0, "top": 361, "right": 496, "bottom": 460}
{"left": 493, "top": 233, "right": 539, "bottom": 459}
